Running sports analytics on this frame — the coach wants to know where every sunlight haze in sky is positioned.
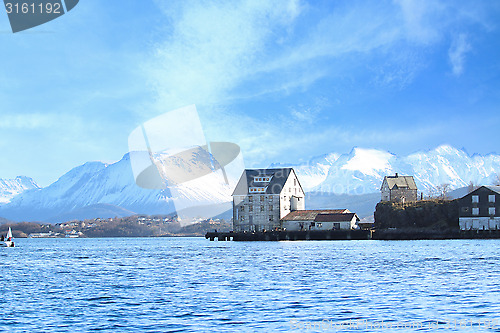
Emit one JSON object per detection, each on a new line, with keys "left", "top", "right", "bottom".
{"left": 1, "top": 0, "right": 500, "bottom": 186}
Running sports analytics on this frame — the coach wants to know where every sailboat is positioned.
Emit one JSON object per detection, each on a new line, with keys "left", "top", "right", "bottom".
{"left": 1, "top": 227, "right": 14, "bottom": 247}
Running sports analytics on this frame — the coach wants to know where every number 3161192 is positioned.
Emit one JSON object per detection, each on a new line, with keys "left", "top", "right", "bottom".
{"left": 5, "top": 2, "right": 61, "bottom": 14}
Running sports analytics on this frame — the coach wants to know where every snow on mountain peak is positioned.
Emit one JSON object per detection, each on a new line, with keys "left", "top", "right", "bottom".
{"left": 286, "top": 145, "right": 500, "bottom": 195}
{"left": 0, "top": 176, "right": 40, "bottom": 204}
{"left": 2, "top": 144, "right": 500, "bottom": 222}
{"left": 341, "top": 148, "right": 394, "bottom": 176}
{"left": 432, "top": 144, "right": 465, "bottom": 156}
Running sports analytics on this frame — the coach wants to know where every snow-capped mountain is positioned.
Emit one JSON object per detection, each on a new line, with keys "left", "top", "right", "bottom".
{"left": 0, "top": 176, "right": 40, "bottom": 204}
{"left": 285, "top": 145, "right": 500, "bottom": 195}
{"left": 1, "top": 144, "right": 499, "bottom": 222}
{"left": 0, "top": 151, "right": 235, "bottom": 222}
{"left": 271, "top": 152, "right": 340, "bottom": 191}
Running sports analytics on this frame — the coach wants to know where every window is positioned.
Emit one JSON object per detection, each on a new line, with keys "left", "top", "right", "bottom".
{"left": 249, "top": 206, "right": 253, "bottom": 212}
{"left": 472, "top": 207, "right": 479, "bottom": 215}
{"left": 249, "top": 196, "right": 253, "bottom": 202}
{"left": 489, "top": 195, "right": 496, "bottom": 203}
{"left": 249, "top": 187, "right": 265, "bottom": 193}
{"left": 289, "top": 187, "right": 291, "bottom": 192}
{"left": 249, "top": 216, "right": 253, "bottom": 224}
{"left": 472, "top": 195, "right": 479, "bottom": 203}
{"left": 261, "top": 206, "right": 264, "bottom": 212}
{"left": 240, "top": 216, "right": 245, "bottom": 221}
{"left": 240, "top": 206, "right": 244, "bottom": 212}
{"left": 260, "top": 196, "right": 264, "bottom": 202}
{"left": 294, "top": 179, "right": 296, "bottom": 186}
{"left": 269, "top": 205, "right": 273, "bottom": 211}
{"left": 254, "top": 176, "right": 271, "bottom": 182}
{"left": 269, "top": 215, "right": 274, "bottom": 221}
{"left": 489, "top": 207, "right": 496, "bottom": 215}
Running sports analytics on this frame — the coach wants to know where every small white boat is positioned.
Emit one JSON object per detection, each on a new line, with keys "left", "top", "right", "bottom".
{"left": 1, "top": 227, "right": 15, "bottom": 247}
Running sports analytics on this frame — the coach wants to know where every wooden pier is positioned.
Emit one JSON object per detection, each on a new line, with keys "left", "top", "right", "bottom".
{"left": 205, "top": 229, "right": 372, "bottom": 241}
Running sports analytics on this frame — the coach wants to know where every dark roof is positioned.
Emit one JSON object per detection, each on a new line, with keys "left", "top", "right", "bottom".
{"left": 381, "top": 174, "right": 417, "bottom": 190}
{"left": 281, "top": 209, "right": 351, "bottom": 221}
{"left": 484, "top": 186, "right": 500, "bottom": 195}
{"left": 461, "top": 185, "right": 500, "bottom": 199}
{"left": 232, "top": 168, "right": 301, "bottom": 196}
{"left": 315, "top": 213, "right": 359, "bottom": 223}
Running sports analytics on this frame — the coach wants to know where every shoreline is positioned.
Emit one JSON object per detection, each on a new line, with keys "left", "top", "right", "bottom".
{"left": 205, "top": 229, "right": 500, "bottom": 241}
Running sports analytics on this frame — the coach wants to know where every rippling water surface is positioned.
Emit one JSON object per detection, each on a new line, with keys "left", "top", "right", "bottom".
{"left": 1, "top": 238, "right": 500, "bottom": 332}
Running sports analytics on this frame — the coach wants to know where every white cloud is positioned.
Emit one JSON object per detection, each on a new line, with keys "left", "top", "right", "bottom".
{"left": 448, "top": 33, "right": 471, "bottom": 76}
{"left": 148, "top": 0, "right": 302, "bottom": 111}
{"left": 146, "top": 0, "right": 494, "bottom": 112}
{"left": 143, "top": 0, "right": 497, "bottom": 167}
{"left": 394, "top": 0, "right": 443, "bottom": 44}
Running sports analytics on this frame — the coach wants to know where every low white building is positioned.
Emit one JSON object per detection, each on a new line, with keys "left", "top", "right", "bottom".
{"left": 281, "top": 209, "right": 359, "bottom": 231}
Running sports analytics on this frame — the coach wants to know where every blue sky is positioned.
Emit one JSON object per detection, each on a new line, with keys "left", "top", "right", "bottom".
{"left": 1, "top": 0, "right": 500, "bottom": 186}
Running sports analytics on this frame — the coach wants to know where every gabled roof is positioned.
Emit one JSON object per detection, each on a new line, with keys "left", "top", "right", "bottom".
{"left": 484, "top": 185, "right": 500, "bottom": 195}
{"left": 381, "top": 174, "right": 417, "bottom": 190}
{"left": 232, "top": 168, "right": 301, "bottom": 196}
{"left": 281, "top": 209, "right": 350, "bottom": 221}
{"left": 315, "top": 213, "right": 360, "bottom": 223}
{"left": 462, "top": 185, "right": 500, "bottom": 198}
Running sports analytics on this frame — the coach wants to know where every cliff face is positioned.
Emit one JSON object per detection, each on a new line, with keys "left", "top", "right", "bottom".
{"left": 374, "top": 200, "right": 460, "bottom": 230}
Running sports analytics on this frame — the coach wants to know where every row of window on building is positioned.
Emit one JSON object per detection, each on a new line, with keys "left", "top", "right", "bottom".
{"left": 245, "top": 195, "right": 276, "bottom": 202}
{"left": 471, "top": 195, "right": 496, "bottom": 203}
{"left": 470, "top": 207, "right": 496, "bottom": 216}
{"left": 240, "top": 215, "right": 274, "bottom": 222}
{"left": 240, "top": 205, "right": 274, "bottom": 212}
{"left": 254, "top": 176, "right": 272, "bottom": 182}
{"left": 248, "top": 187, "right": 302, "bottom": 194}
{"left": 249, "top": 187, "right": 266, "bottom": 193}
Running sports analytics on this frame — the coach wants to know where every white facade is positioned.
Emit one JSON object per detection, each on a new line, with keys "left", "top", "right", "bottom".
{"left": 459, "top": 217, "right": 500, "bottom": 231}
{"left": 233, "top": 194, "right": 281, "bottom": 232}
{"left": 232, "top": 169, "right": 305, "bottom": 232}
{"left": 279, "top": 172, "right": 304, "bottom": 219}
{"left": 281, "top": 210, "right": 357, "bottom": 231}
{"left": 282, "top": 216, "right": 357, "bottom": 231}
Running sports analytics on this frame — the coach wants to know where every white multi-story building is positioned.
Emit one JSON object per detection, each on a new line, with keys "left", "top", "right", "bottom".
{"left": 232, "top": 168, "right": 305, "bottom": 232}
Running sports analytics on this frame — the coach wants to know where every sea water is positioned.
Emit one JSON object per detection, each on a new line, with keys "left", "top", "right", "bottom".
{"left": 1, "top": 238, "right": 499, "bottom": 332}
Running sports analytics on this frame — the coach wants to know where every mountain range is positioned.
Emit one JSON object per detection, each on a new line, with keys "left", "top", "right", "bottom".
{"left": 273, "top": 145, "right": 500, "bottom": 194}
{"left": 0, "top": 145, "right": 499, "bottom": 222}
